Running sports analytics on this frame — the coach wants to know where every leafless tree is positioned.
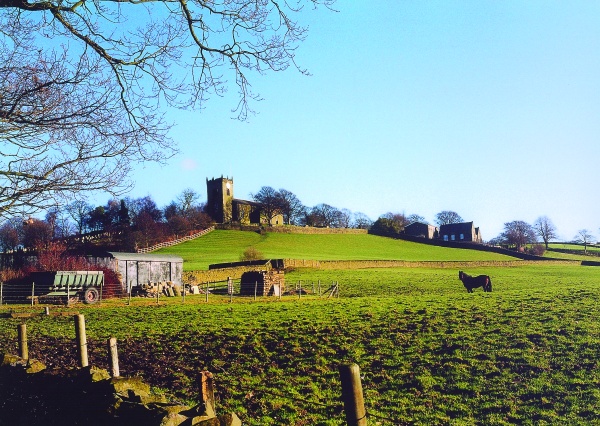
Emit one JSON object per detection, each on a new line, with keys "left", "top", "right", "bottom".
{"left": 501, "top": 220, "right": 537, "bottom": 251}
{"left": 575, "top": 229, "right": 595, "bottom": 254}
{"left": 407, "top": 214, "right": 426, "bottom": 225}
{"left": 66, "top": 200, "right": 94, "bottom": 235}
{"left": 0, "top": 218, "right": 21, "bottom": 252}
{"left": 22, "top": 217, "right": 53, "bottom": 248}
{"left": 0, "top": 0, "right": 334, "bottom": 218}
{"left": 336, "top": 208, "right": 353, "bottom": 228}
{"left": 276, "top": 188, "right": 305, "bottom": 225}
{"left": 310, "top": 203, "right": 340, "bottom": 228}
{"left": 382, "top": 212, "right": 409, "bottom": 231}
{"left": 251, "top": 186, "right": 281, "bottom": 224}
{"left": 435, "top": 211, "right": 464, "bottom": 226}
{"left": 176, "top": 189, "right": 201, "bottom": 218}
{"left": 352, "top": 212, "right": 372, "bottom": 229}
{"left": 533, "top": 216, "right": 557, "bottom": 249}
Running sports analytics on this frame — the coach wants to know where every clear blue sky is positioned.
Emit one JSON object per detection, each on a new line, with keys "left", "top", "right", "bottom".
{"left": 113, "top": 1, "right": 599, "bottom": 242}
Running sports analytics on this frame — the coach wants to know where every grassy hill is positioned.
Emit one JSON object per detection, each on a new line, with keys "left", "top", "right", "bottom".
{"left": 157, "top": 229, "right": 518, "bottom": 270}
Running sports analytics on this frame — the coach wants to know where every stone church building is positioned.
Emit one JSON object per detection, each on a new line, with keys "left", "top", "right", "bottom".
{"left": 206, "top": 176, "right": 283, "bottom": 225}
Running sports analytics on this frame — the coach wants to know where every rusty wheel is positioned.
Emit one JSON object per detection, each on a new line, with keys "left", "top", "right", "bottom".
{"left": 83, "top": 287, "right": 99, "bottom": 304}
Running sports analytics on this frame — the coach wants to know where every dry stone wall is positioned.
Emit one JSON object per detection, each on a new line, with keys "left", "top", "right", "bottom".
{"left": 0, "top": 353, "right": 241, "bottom": 425}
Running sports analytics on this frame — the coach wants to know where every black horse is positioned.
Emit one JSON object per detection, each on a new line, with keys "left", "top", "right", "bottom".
{"left": 458, "top": 271, "right": 492, "bottom": 293}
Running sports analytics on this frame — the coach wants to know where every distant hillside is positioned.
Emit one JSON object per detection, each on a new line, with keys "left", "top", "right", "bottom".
{"left": 156, "top": 229, "right": 518, "bottom": 270}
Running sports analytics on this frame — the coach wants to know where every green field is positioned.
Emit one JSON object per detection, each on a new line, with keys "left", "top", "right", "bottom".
{"left": 544, "top": 243, "right": 600, "bottom": 261}
{"left": 2, "top": 263, "right": 600, "bottom": 425}
{"left": 157, "top": 230, "right": 518, "bottom": 270}
{"left": 2, "top": 231, "right": 599, "bottom": 424}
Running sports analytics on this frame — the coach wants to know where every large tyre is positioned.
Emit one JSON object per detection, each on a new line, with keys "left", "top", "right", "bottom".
{"left": 83, "top": 287, "right": 100, "bottom": 304}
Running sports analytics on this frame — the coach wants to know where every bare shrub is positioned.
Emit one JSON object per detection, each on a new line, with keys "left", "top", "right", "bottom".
{"left": 240, "top": 247, "right": 264, "bottom": 261}
{"left": 529, "top": 244, "right": 546, "bottom": 256}
{"left": 36, "top": 242, "right": 90, "bottom": 271}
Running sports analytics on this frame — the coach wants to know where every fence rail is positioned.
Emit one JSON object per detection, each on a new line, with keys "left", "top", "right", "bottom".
{"left": 136, "top": 226, "right": 215, "bottom": 253}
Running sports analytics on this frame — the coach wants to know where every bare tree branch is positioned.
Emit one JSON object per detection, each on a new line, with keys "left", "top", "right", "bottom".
{"left": 0, "top": 0, "right": 334, "bottom": 217}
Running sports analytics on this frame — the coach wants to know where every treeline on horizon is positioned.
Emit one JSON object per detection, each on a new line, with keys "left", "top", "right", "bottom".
{"left": 0, "top": 185, "right": 593, "bottom": 255}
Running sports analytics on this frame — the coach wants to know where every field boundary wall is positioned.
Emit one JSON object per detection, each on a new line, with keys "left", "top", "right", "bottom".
{"left": 184, "top": 258, "right": 580, "bottom": 283}
{"left": 136, "top": 227, "right": 214, "bottom": 253}
{"left": 282, "top": 259, "right": 579, "bottom": 270}
{"left": 216, "top": 223, "right": 367, "bottom": 235}
{"left": 369, "top": 231, "right": 563, "bottom": 261}
{"left": 184, "top": 264, "right": 274, "bottom": 283}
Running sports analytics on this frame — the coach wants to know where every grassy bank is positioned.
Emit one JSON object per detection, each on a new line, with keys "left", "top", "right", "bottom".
{"left": 157, "top": 230, "right": 518, "bottom": 270}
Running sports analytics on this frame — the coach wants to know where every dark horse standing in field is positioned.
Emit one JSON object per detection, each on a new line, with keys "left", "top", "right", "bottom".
{"left": 459, "top": 271, "right": 492, "bottom": 293}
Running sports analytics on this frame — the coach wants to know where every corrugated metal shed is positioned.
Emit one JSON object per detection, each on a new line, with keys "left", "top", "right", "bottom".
{"left": 105, "top": 252, "right": 183, "bottom": 289}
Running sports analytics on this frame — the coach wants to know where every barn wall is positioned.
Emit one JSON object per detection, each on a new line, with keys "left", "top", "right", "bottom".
{"left": 110, "top": 258, "right": 183, "bottom": 290}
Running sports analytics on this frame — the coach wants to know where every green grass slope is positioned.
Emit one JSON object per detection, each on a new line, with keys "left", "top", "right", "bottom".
{"left": 157, "top": 229, "right": 518, "bottom": 270}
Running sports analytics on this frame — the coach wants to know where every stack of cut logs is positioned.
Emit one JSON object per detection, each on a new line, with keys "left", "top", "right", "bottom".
{"left": 137, "top": 281, "right": 182, "bottom": 297}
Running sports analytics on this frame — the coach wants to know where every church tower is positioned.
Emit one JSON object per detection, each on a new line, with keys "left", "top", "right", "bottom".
{"left": 206, "top": 176, "right": 234, "bottom": 223}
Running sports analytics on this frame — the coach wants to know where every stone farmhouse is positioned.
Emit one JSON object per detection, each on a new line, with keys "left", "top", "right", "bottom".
{"left": 404, "top": 221, "right": 482, "bottom": 243}
{"left": 404, "top": 222, "right": 439, "bottom": 239}
{"left": 205, "top": 176, "right": 283, "bottom": 225}
{"left": 438, "top": 221, "right": 482, "bottom": 243}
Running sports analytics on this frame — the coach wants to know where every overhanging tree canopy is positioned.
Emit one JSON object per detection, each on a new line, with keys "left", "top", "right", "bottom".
{"left": 0, "top": 0, "right": 334, "bottom": 218}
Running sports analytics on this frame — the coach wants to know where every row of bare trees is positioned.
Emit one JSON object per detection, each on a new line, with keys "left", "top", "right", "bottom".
{"left": 0, "top": 189, "right": 211, "bottom": 252}
{"left": 368, "top": 210, "right": 596, "bottom": 254}
{"left": 251, "top": 186, "right": 373, "bottom": 229}
{"left": 489, "top": 216, "right": 597, "bottom": 254}
{"left": 370, "top": 210, "right": 465, "bottom": 236}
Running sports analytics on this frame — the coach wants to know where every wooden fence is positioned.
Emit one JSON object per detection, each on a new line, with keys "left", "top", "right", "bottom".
{"left": 136, "top": 226, "right": 214, "bottom": 253}
{"left": 7, "top": 315, "right": 371, "bottom": 425}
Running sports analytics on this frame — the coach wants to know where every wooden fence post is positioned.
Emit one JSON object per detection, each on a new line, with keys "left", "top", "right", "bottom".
{"left": 339, "top": 363, "right": 367, "bottom": 426}
{"left": 108, "top": 337, "right": 119, "bottom": 377}
{"left": 74, "top": 314, "right": 89, "bottom": 368}
{"left": 199, "top": 371, "right": 216, "bottom": 415}
{"left": 18, "top": 323, "right": 28, "bottom": 360}
{"left": 30, "top": 282, "right": 35, "bottom": 306}
{"left": 0, "top": 281, "right": 3, "bottom": 306}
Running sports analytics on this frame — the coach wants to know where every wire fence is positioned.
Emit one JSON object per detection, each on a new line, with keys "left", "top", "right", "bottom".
{"left": 0, "top": 278, "right": 341, "bottom": 307}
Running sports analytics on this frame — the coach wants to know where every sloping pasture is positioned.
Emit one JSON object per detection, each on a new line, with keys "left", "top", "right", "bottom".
{"left": 158, "top": 230, "right": 517, "bottom": 270}
{"left": 2, "top": 263, "right": 600, "bottom": 425}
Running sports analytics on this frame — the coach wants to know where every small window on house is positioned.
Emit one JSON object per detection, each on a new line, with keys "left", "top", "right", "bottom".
{"left": 451, "top": 234, "right": 456, "bottom": 241}
{"left": 443, "top": 235, "right": 449, "bottom": 241}
{"left": 460, "top": 233, "right": 464, "bottom": 240}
